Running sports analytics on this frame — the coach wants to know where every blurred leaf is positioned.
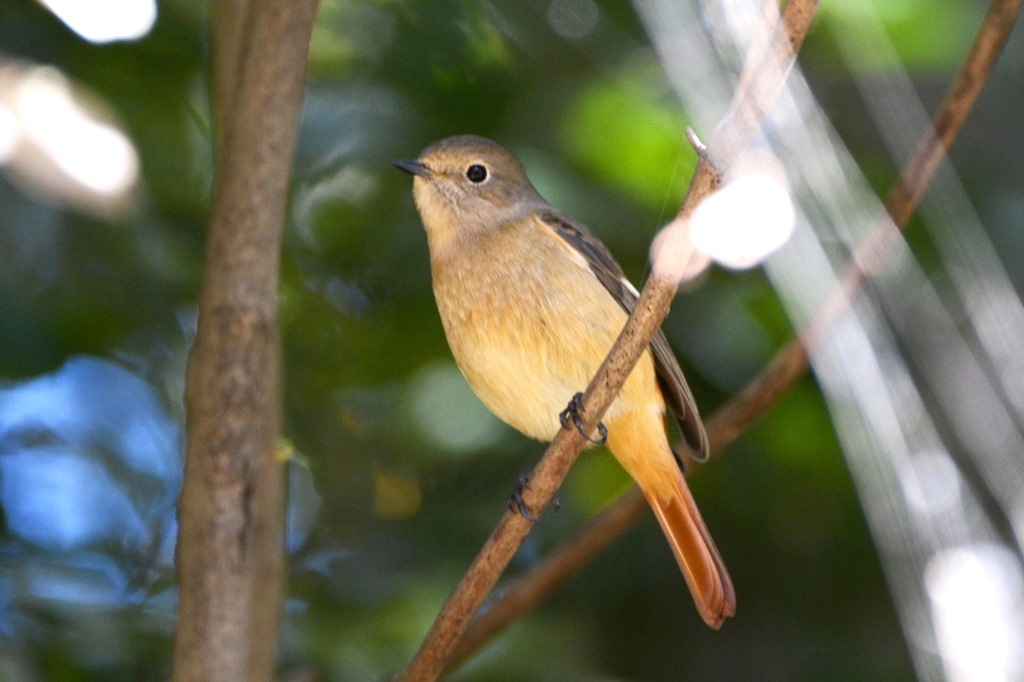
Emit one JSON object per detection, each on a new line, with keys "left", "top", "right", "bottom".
{"left": 819, "top": 0, "right": 978, "bottom": 70}
{"left": 560, "top": 60, "right": 695, "bottom": 209}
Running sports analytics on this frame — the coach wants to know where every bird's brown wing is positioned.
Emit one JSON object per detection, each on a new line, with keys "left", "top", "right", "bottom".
{"left": 538, "top": 210, "right": 710, "bottom": 462}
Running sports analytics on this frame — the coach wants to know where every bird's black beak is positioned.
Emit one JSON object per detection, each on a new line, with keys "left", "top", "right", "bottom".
{"left": 393, "top": 159, "right": 431, "bottom": 178}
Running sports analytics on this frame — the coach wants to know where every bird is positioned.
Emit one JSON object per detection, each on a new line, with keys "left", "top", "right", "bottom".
{"left": 395, "top": 134, "right": 734, "bottom": 628}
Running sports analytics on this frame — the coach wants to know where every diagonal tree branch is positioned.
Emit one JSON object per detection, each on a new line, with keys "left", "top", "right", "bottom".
{"left": 444, "top": 0, "right": 1021, "bottom": 671}
{"left": 886, "top": 0, "right": 1023, "bottom": 228}
{"left": 395, "top": 2, "right": 819, "bottom": 680}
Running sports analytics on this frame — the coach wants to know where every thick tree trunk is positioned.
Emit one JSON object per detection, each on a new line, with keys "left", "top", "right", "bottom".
{"left": 171, "top": 1, "right": 318, "bottom": 680}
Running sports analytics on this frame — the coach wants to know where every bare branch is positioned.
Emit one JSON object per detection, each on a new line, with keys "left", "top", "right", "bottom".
{"left": 445, "top": 487, "right": 649, "bottom": 672}
{"left": 886, "top": 0, "right": 1022, "bottom": 226}
{"left": 708, "top": 0, "right": 819, "bottom": 169}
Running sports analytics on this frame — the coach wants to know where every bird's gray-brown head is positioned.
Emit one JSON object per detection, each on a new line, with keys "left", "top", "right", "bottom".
{"left": 394, "top": 135, "right": 546, "bottom": 252}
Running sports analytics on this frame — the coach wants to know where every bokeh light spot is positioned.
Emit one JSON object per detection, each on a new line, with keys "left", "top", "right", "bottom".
{"left": 690, "top": 168, "right": 795, "bottom": 269}
{"left": 40, "top": 0, "right": 157, "bottom": 44}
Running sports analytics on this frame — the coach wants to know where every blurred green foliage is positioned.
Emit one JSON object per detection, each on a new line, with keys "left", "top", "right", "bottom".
{"left": 560, "top": 66, "right": 695, "bottom": 209}
{"left": 0, "top": 0, "right": 1021, "bottom": 680}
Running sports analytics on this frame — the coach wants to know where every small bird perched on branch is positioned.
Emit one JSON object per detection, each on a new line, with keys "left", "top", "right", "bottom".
{"left": 395, "top": 135, "right": 735, "bottom": 628}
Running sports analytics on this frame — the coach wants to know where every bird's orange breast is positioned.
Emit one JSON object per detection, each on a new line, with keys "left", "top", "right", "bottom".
{"left": 429, "top": 216, "right": 664, "bottom": 442}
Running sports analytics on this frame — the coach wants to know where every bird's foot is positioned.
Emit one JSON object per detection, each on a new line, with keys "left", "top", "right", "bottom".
{"left": 559, "top": 392, "right": 608, "bottom": 445}
{"left": 508, "top": 472, "right": 560, "bottom": 521}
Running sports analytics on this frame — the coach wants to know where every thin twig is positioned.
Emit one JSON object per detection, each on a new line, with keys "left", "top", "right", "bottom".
{"left": 444, "top": 487, "right": 650, "bottom": 671}
{"left": 886, "top": 0, "right": 1022, "bottom": 227}
{"left": 395, "top": 3, "right": 819, "bottom": 681}
{"left": 445, "top": 0, "right": 1021, "bottom": 670}
{"left": 709, "top": 0, "right": 818, "bottom": 168}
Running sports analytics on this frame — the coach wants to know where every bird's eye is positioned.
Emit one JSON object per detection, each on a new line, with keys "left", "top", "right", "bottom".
{"left": 466, "top": 164, "right": 488, "bottom": 183}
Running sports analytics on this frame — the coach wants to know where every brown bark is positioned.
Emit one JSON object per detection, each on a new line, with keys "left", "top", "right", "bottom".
{"left": 171, "top": 1, "right": 318, "bottom": 680}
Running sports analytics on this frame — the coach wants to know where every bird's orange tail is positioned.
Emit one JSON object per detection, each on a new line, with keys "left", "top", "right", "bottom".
{"left": 606, "top": 411, "right": 735, "bottom": 628}
{"left": 643, "top": 469, "right": 735, "bottom": 628}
